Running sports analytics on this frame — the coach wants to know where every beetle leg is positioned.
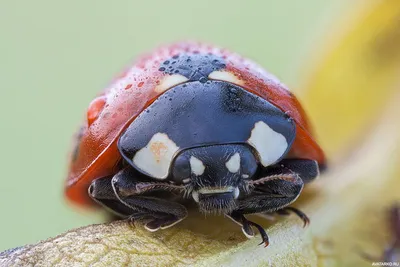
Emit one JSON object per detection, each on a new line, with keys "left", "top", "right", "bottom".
{"left": 262, "top": 159, "right": 320, "bottom": 184}
{"left": 257, "top": 207, "right": 310, "bottom": 226}
{"left": 225, "top": 172, "right": 304, "bottom": 246}
{"left": 89, "top": 176, "right": 137, "bottom": 217}
{"left": 225, "top": 176, "right": 306, "bottom": 247}
{"left": 226, "top": 211, "right": 270, "bottom": 247}
{"left": 111, "top": 167, "right": 188, "bottom": 232}
{"left": 226, "top": 211, "right": 255, "bottom": 237}
{"left": 275, "top": 207, "right": 310, "bottom": 227}
{"left": 247, "top": 160, "right": 315, "bottom": 225}
{"left": 241, "top": 172, "right": 304, "bottom": 214}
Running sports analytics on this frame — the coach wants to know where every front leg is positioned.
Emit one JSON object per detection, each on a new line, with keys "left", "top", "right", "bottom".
{"left": 239, "top": 171, "right": 304, "bottom": 214}
{"left": 228, "top": 162, "right": 311, "bottom": 246}
{"left": 264, "top": 159, "right": 320, "bottom": 184}
{"left": 226, "top": 211, "right": 270, "bottom": 247}
{"left": 239, "top": 159, "right": 319, "bottom": 216}
{"left": 111, "top": 167, "right": 188, "bottom": 232}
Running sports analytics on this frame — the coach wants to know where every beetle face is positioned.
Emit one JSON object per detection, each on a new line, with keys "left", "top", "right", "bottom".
{"left": 171, "top": 144, "right": 258, "bottom": 213}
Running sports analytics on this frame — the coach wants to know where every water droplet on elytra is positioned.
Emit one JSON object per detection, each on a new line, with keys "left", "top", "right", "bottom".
{"left": 199, "top": 77, "right": 207, "bottom": 83}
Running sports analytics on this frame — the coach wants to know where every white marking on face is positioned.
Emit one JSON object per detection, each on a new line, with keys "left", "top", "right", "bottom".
{"left": 198, "top": 186, "right": 235, "bottom": 195}
{"left": 182, "top": 178, "right": 191, "bottom": 184}
{"left": 242, "top": 174, "right": 249, "bottom": 179}
{"left": 133, "top": 133, "right": 179, "bottom": 179}
{"left": 192, "top": 186, "right": 239, "bottom": 201}
{"left": 247, "top": 121, "right": 288, "bottom": 167}
{"left": 208, "top": 71, "right": 243, "bottom": 85}
{"left": 155, "top": 74, "right": 189, "bottom": 93}
{"left": 225, "top": 153, "right": 241, "bottom": 173}
{"left": 190, "top": 156, "right": 205, "bottom": 176}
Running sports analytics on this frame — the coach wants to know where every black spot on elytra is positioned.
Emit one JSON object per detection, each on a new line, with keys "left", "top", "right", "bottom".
{"left": 158, "top": 53, "right": 226, "bottom": 82}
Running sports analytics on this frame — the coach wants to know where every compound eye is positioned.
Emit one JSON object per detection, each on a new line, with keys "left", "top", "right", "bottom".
{"left": 240, "top": 149, "right": 258, "bottom": 179}
{"left": 171, "top": 154, "right": 191, "bottom": 184}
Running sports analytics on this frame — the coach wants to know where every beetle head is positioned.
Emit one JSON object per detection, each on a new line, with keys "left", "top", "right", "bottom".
{"left": 171, "top": 144, "right": 258, "bottom": 213}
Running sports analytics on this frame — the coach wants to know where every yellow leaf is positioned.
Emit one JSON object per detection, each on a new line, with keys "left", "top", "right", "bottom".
{"left": 300, "top": 0, "right": 400, "bottom": 158}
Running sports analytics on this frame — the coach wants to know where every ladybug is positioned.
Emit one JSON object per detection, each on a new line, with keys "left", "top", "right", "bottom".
{"left": 65, "top": 42, "right": 326, "bottom": 246}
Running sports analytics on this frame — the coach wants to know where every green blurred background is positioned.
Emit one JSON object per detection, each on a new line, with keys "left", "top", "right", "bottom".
{"left": 0, "top": 0, "right": 352, "bottom": 251}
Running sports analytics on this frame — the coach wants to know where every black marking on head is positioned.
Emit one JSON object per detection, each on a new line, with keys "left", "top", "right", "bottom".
{"left": 158, "top": 53, "right": 226, "bottom": 81}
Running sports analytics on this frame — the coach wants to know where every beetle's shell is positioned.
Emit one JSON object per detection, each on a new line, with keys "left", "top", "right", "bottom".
{"left": 66, "top": 42, "right": 326, "bottom": 207}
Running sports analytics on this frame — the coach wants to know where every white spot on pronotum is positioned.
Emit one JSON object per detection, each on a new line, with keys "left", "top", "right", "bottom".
{"left": 247, "top": 121, "right": 288, "bottom": 167}
{"left": 190, "top": 156, "right": 205, "bottom": 176}
{"left": 208, "top": 71, "right": 243, "bottom": 85}
{"left": 133, "top": 133, "right": 179, "bottom": 179}
{"left": 225, "top": 153, "right": 241, "bottom": 173}
{"left": 155, "top": 74, "right": 189, "bottom": 93}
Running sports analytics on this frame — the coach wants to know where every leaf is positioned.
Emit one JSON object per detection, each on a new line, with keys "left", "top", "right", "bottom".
{"left": 299, "top": 0, "right": 400, "bottom": 157}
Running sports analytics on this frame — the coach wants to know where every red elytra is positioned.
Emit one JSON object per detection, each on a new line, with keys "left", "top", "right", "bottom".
{"left": 65, "top": 42, "right": 326, "bottom": 207}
